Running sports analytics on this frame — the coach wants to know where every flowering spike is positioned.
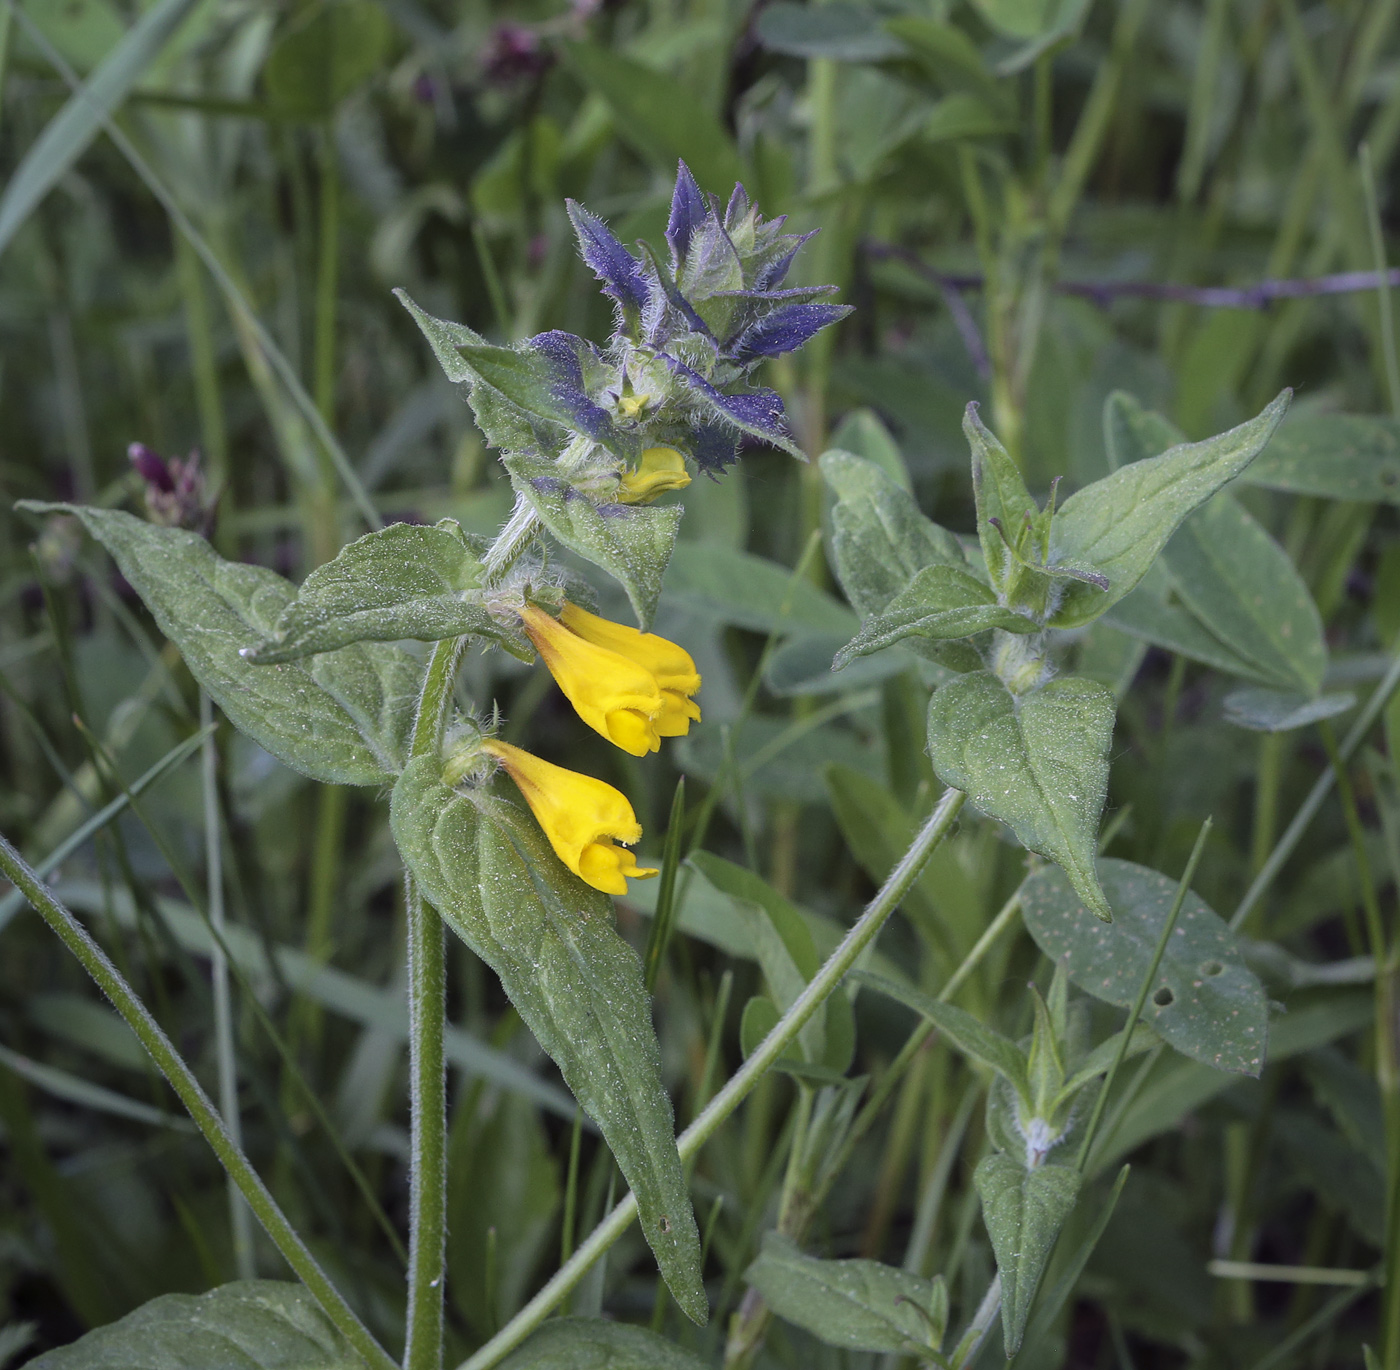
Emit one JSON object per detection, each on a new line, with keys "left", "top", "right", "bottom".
{"left": 565, "top": 199, "right": 650, "bottom": 318}
{"left": 481, "top": 738, "right": 658, "bottom": 895}
{"left": 728, "top": 303, "right": 853, "bottom": 361}
{"left": 666, "top": 161, "right": 709, "bottom": 264}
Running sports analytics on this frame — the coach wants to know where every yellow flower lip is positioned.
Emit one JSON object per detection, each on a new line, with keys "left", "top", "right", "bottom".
{"left": 522, "top": 602, "right": 701, "bottom": 757}
{"left": 481, "top": 738, "right": 658, "bottom": 895}
{"left": 617, "top": 447, "right": 692, "bottom": 504}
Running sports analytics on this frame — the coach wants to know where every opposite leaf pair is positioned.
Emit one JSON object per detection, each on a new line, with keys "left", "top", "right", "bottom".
{"left": 823, "top": 391, "right": 1292, "bottom": 920}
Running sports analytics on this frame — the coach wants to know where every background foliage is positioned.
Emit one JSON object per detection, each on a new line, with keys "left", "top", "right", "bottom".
{"left": 2, "top": 0, "right": 1400, "bottom": 1366}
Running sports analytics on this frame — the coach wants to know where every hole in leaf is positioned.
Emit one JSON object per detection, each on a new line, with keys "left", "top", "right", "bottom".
{"left": 1201, "top": 960, "right": 1223, "bottom": 976}
{"left": 1152, "top": 986, "right": 1174, "bottom": 1008}
{"left": 659, "top": 1216, "right": 671, "bottom": 1233}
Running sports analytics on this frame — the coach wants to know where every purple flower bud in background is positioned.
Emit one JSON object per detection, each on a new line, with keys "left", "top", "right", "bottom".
{"left": 481, "top": 24, "right": 552, "bottom": 88}
{"left": 129, "top": 443, "right": 209, "bottom": 530}
{"left": 411, "top": 73, "right": 440, "bottom": 105}
{"left": 128, "top": 442, "right": 174, "bottom": 492}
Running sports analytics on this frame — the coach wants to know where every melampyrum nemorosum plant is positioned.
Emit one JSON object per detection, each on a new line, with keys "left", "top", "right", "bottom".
{"left": 7, "top": 160, "right": 1299, "bottom": 1370}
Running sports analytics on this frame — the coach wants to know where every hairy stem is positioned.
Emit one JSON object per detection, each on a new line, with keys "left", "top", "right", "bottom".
{"left": 457, "top": 786, "right": 968, "bottom": 1370}
{"left": 402, "top": 636, "right": 468, "bottom": 1369}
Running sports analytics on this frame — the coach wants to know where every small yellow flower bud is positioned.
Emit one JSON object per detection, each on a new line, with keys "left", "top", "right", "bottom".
{"left": 617, "top": 447, "right": 691, "bottom": 504}
{"left": 521, "top": 603, "right": 701, "bottom": 756}
{"left": 482, "top": 738, "right": 658, "bottom": 895}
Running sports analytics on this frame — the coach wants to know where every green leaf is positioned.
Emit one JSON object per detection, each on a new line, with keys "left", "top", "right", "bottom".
{"left": 820, "top": 450, "right": 966, "bottom": 616}
{"left": 1241, "top": 411, "right": 1400, "bottom": 504}
{"left": 689, "top": 852, "right": 854, "bottom": 1071}
{"left": 1105, "top": 564, "right": 1294, "bottom": 686}
{"left": 1048, "top": 391, "right": 1292, "bottom": 628}
{"left": 1021, "top": 858, "right": 1269, "bottom": 1076}
{"left": 389, "top": 758, "right": 705, "bottom": 1322}
{"left": 1223, "top": 687, "right": 1355, "bottom": 733}
{"left": 393, "top": 290, "right": 488, "bottom": 383}
{"left": 447, "top": 1093, "right": 560, "bottom": 1340}
{"left": 853, "top": 971, "right": 1030, "bottom": 1102}
{"left": 250, "top": 522, "right": 525, "bottom": 663}
{"left": 665, "top": 541, "right": 857, "bottom": 637}
{"left": 1102, "top": 391, "right": 1184, "bottom": 472}
{"left": 560, "top": 43, "right": 744, "bottom": 192}
{"left": 926, "top": 671, "right": 1115, "bottom": 922}
{"left": 0, "top": 0, "right": 204, "bottom": 262}
{"left": 963, "top": 403, "right": 1040, "bottom": 599}
{"left": 833, "top": 564, "right": 1034, "bottom": 668}
{"left": 24, "top": 504, "right": 417, "bottom": 785}
{"left": 756, "top": 1, "right": 905, "bottom": 59}
{"left": 745, "top": 1232, "right": 948, "bottom": 1356}
{"left": 827, "top": 410, "right": 912, "bottom": 490}
{"left": 1163, "top": 495, "right": 1326, "bottom": 695}
{"left": 394, "top": 292, "right": 545, "bottom": 456}
{"left": 974, "top": 1153, "right": 1081, "bottom": 1354}
{"left": 263, "top": 0, "right": 391, "bottom": 120}
{"left": 969, "top": 0, "right": 1079, "bottom": 41}
{"left": 1010, "top": 1166, "right": 1129, "bottom": 1363}
{"left": 497, "top": 1317, "right": 712, "bottom": 1370}
{"left": 504, "top": 453, "right": 682, "bottom": 630}
{"left": 27, "top": 1281, "right": 357, "bottom": 1368}
{"left": 766, "top": 633, "right": 923, "bottom": 696}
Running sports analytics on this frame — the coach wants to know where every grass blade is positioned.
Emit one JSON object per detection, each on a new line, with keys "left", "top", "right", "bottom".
{"left": 0, "top": 0, "right": 203, "bottom": 259}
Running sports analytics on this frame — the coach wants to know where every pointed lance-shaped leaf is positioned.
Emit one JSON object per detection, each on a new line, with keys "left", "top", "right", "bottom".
{"left": 638, "top": 240, "right": 715, "bottom": 343}
{"left": 728, "top": 302, "right": 853, "bottom": 361}
{"left": 666, "top": 160, "right": 710, "bottom": 264}
{"left": 754, "top": 230, "right": 818, "bottom": 291}
{"left": 690, "top": 419, "right": 742, "bottom": 475}
{"left": 565, "top": 200, "right": 651, "bottom": 318}
{"left": 526, "top": 331, "right": 619, "bottom": 444}
{"left": 725, "top": 181, "right": 752, "bottom": 228}
{"left": 661, "top": 353, "right": 801, "bottom": 457}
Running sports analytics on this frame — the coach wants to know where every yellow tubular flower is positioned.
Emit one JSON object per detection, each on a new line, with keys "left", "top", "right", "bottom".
{"left": 559, "top": 603, "right": 701, "bottom": 738}
{"left": 482, "top": 738, "right": 657, "bottom": 895}
{"left": 521, "top": 604, "right": 702, "bottom": 756}
{"left": 617, "top": 447, "right": 692, "bottom": 503}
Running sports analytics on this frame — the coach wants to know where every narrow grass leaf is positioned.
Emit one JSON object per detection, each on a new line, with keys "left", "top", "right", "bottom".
{"left": 0, "top": 0, "right": 203, "bottom": 260}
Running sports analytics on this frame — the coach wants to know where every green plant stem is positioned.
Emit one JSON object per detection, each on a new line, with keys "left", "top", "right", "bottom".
{"left": 201, "top": 691, "right": 254, "bottom": 1280}
{"left": 403, "top": 872, "right": 446, "bottom": 1370}
{"left": 1232, "top": 648, "right": 1400, "bottom": 931}
{"left": 0, "top": 833, "right": 397, "bottom": 1370}
{"left": 0, "top": 725, "right": 209, "bottom": 931}
{"left": 949, "top": 1274, "right": 1002, "bottom": 1369}
{"left": 1078, "top": 818, "right": 1212, "bottom": 1172}
{"left": 809, "top": 886, "right": 1026, "bottom": 1219}
{"left": 1046, "top": 0, "right": 1151, "bottom": 241}
{"left": 482, "top": 498, "right": 540, "bottom": 581}
{"left": 457, "top": 786, "right": 968, "bottom": 1370}
{"left": 402, "top": 635, "right": 467, "bottom": 1370}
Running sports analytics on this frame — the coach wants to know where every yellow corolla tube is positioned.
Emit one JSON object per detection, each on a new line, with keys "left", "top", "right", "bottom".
{"left": 617, "top": 446, "right": 692, "bottom": 503}
{"left": 482, "top": 738, "right": 658, "bottom": 895}
{"left": 521, "top": 603, "right": 701, "bottom": 756}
